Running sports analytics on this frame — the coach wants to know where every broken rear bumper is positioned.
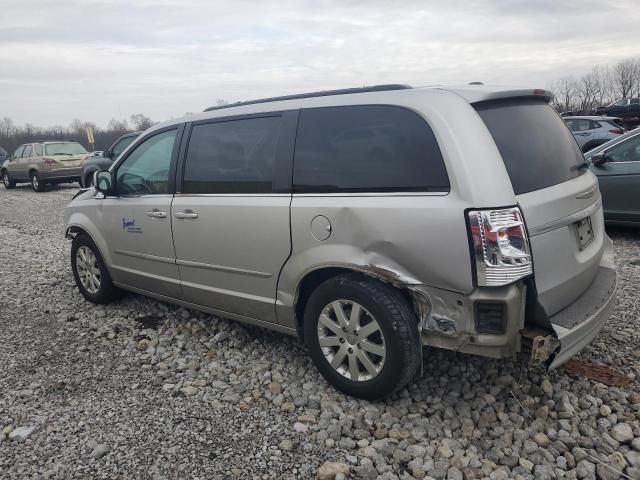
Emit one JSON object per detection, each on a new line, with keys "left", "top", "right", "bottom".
{"left": 548, "top": 262, "right": 617, "bottom": 369}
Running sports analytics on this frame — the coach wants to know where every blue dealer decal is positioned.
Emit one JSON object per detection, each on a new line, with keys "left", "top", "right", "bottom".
{"left": 122, "top": 218, "right": 143, "bottom": 234}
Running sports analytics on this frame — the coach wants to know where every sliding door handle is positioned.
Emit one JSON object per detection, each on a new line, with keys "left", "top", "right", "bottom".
{"left": 175, "top": 210, "right": 199, "bottom": 219}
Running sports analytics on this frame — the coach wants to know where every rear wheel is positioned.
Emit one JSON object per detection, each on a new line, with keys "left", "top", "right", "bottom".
{"left": 30, "top": 171, "right": 46, "bottom": 192}
{"left": 2, "top": 171, "right": 15, "bottom": 189}
{"left": 71, "top": 234, "right": 119, "bottom": 304}
{"left": 303, "top": 273, "right": 422, "bottom": 399}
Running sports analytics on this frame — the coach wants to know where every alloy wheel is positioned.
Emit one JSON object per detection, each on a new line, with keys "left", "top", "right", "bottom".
{"left": 317, "top": 299, "right": 386, "bottom": 382}
{"left": 76, "top": 246, "right": 101, "bottom": 294}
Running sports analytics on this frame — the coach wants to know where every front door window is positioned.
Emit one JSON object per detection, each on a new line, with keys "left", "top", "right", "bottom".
{"left": 115, "top": 130, "right": 176, "bottom": 195}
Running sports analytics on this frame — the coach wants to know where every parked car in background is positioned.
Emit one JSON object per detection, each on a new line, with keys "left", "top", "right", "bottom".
{"left": 563, "top": 116, "right": 624, "bottom": 152}
{"left": 64, "top": 84, "right": 616, "bottom": 399}
{"left": 81, "top": 132, "right": 141, "bottom": 187}
{"left": 593, "top": 98, "right": 640, "bottom": 120}
{"left": 1, "top": 141, "right": 88, "bottom": 192}
{"left": 586, "top": 128, "right": 640, "bottom": 226}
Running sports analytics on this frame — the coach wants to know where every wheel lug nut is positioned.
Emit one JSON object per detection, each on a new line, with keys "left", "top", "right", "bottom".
{"left": 339, "top": 338, "right": 345, "bottom": 343}
{"left": 348, "top": 348, "right": 353, "bottom": 354}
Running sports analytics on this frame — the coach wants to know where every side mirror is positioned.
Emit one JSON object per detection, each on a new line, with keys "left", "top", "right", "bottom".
{"left": 591, "top": 152, "right": 609, "bottom": 167}
{"left": 95, "top": 170, "right": 113, "bottom": 195}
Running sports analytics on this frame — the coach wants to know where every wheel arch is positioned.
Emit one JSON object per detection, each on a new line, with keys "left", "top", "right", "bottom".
{"left": 65, "top": 216, "right": 114, "bottom": 277}
{"left": 292, "top": 265, "right": 421, "bottom": 340}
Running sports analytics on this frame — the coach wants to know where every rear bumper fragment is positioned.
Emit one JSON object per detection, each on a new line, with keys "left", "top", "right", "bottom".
{"left": 548, "top": 242, "right": 617, "bottom": 368}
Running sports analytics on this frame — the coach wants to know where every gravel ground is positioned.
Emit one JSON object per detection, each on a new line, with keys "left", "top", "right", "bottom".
{"left": 1, "top": 183, "right": 640, "bottom": 480}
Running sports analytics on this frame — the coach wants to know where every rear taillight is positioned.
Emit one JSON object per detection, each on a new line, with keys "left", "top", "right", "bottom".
{"left": 43, "top": 158, "right": 58, "bottom": 167}
{"left": 467, "top": 207, "right": 533, "bottom": 287}
{"left": 609, "top": 128, "right": 624, "bottom": 135}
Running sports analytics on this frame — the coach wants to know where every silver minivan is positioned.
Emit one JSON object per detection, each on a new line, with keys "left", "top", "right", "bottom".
{"left": 64, "top": 84, "right": 617, "bottom": 399}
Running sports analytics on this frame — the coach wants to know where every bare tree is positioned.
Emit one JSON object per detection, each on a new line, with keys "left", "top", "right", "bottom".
{"left": 129, "top": 113, "right": 154, "bottom": 131}
{"left": 553, "top": 75, "right": 578, "bottom": 112}
{"left": 576, "top": 69, "right": 601, "bottom": 113}
{"left": 611, "top": 58, "right": 639, "bottom": 99}
{"left": 107, "top": 118, "right": 129, "bottom": 134}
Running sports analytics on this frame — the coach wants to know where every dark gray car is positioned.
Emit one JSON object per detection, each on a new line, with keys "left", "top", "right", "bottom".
{"left": 81, "top": 132, "right": 141, "bottom": 187}
{"left": 586, "top": 128, "right": 640, "bottom": 226}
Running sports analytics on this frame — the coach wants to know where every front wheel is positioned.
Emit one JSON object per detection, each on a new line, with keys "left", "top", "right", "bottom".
{"left": 2, "top": 171, "right": 16, "bottom": 189}
{"left": 85, "top": 173, "right": 95, "bottom": 188}
{"left": 71, "top": 234, "right": 119, "bottom": 304}
{"left": 30, "top": 172, "right": 46, "bottom": 192}
{"left": 303, "top": 274, "right": 422, "bottom": 399}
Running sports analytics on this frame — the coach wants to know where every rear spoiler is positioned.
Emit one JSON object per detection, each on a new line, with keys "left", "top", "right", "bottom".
{"left": 434, "top": 86, "right": 554, "bottom": 104}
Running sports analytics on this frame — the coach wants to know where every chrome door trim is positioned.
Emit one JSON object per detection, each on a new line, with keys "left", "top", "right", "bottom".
{"left": 528, "top": 199, "right": 602, "bottom": 237}
{"left": 173, "top": 193, "right": 291, "bottom": 198}
{"left": 113, "top": 249, "right": 175, "bottom": 264}
{"left": 176, "top": 258, "right": 272, "bottom": 278}
{"left": 292, "top": 191, "right": 449, "bottom": 198}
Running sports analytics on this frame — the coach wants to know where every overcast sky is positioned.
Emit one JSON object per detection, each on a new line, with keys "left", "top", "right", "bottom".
{"left": 1, "top": 0, "right": 639, "bottom": 127}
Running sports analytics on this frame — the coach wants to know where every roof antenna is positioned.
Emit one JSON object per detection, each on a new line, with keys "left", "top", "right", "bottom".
{"left": 469, "top": 81, "right": 484, "bottom": 85}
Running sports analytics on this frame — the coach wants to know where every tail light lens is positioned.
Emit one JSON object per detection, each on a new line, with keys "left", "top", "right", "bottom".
{"left": 43, "top": 158, "right": 59, "bottom": 167}
{"left": 609, "top": 128, "right": 624, "bottom": 135}
{"left": 467, "top": 207, "right": 533, "bottom": 287}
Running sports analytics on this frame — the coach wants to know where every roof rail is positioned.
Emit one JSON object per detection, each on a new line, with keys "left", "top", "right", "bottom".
{"left": 203, "top": 84, "right": 412, "bottom": 112}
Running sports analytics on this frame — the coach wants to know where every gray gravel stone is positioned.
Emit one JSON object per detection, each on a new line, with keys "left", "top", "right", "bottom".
{"left": 8, "top": 426, "right": 36, "bottom": 441}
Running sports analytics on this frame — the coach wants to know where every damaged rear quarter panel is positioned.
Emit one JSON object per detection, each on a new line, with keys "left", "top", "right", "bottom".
{"left": 276, "top": 194, "right": 475, "bottom": 329}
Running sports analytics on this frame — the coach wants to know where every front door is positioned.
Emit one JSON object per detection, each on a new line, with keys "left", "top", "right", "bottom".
{"left": 593, "top": 133, "right": 640, "bottom": 224}
{"left": 99, "top": 127, "right": 183, "bottom": 298}
{"left": 171, "top": 113, "right": 296, "bottom": 323}
{"left": 7, "top": 145, "right": 26, "bottom": 180}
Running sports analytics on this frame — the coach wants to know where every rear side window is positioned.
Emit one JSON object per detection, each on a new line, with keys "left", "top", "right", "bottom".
{"left": 22, "top": 145, "right": 32, "bottom": 158}
{"left": 293, "top": 105, "right": 449, "bottom": 193}
{"left": 183, "top": 116, "right": 282, "bottom": 194}
{"left": 475, "top": 99, "right": 585, "bottom": 195}
{"left": 34, "top": 144, "right": 43, "bottom": 156}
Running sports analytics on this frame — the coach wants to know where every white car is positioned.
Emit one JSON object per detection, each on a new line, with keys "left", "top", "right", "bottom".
{"left": 564, "top": 116, "right": 624, "bottom": 152}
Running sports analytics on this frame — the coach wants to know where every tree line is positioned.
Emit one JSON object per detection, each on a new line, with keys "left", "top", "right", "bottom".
{"left": 548, "top": 57, "right": 640, "bottom": 114}
{"left": 0, "top": 114, "right": 155, "bottom": 156}
{"left": 2, "top": 59, "right": 639, "bottom": 156}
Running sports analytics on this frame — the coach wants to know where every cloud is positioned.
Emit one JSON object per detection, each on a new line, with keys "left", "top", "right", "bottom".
{"left": 0, "top": 0, "right": 638, "bottom": 126}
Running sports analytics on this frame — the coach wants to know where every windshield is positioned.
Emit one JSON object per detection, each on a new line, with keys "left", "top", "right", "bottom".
{"left": 45, "top": 143, "right": 87, "bottom": 156}
{"left": 475, "top": 99, "right": 585, "bottom": 195}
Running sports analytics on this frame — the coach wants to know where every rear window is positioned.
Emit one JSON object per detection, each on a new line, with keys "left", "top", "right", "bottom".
{"left": 293, "top": 105, "right": 449, "bottom": 193}
{"left": 475, "top": 99, "right": 585, "bottom": 195}
{"left": 45, "top": 142, "right": 87, "bottom": 156}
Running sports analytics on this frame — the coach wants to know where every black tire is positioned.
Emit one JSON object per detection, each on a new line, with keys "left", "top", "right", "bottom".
{"left": 84, "top": 173, "right": 95, "bottom": 188}
{"left": 71, "top": 234, "right": 119, "bottom": 304}
{"left": 30, "top": 171, "right": 46, "bottom": 192}
{"left": 303, "top": 273, "right": 422, "bottom": 399}
{"left": 2, "top": 170, "right": 16, "bottom": 189}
